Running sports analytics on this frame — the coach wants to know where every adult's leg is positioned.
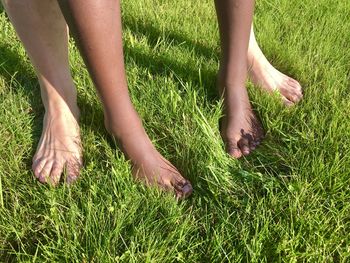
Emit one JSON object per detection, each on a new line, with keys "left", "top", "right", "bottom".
{"left": 215, "top": 0, "right": 264, "bottom": 158}
{"left": 57, "top": 0, "right": 192, "bottom": 199}
{"left": 248, "top": 26, "right": 303, "bottom": 105}
{"left": 2, "top": 0, "right": 82, "bottom": 185}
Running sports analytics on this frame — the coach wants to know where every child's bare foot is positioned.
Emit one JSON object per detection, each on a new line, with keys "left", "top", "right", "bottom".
{"left": 219, "top": 83, "right": 264, "bottom": 158}
{"left": 32, "top": 106, "right": 82, "bottom": 186}
{"left": 105, "top": 112, "right": 192, "bottom": 200}
{"left": 248, "top": 30, "right": 303, "bottom": 106}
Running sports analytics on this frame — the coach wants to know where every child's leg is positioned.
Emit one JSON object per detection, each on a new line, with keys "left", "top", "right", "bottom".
{"left": 2, "top": 0, "right": 82, "bottom": 185}
{"left": 215, "top": 0, "right": 264, "bottom": 158}
{"left": 248, "top": 26, "right": 303, "bottom": 105}
{"left": 57, "top": 0, "right": 192, "bottom": 199}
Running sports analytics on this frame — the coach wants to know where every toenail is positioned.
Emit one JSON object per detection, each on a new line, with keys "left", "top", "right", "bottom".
{"left": 39, "top": 175, "right": 46, "bottom": 183}
{"left": 177, "top": 183, "right": 192, "bottom": 199}
{"left": 182, "top": 183, "right": 192, "bottom": 193}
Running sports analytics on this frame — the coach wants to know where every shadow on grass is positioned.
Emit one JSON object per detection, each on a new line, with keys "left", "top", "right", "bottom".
{"left": 122, "top": 15, "right": 306, "bottom": 91}
{"left": 0, "top": 11, "right": 298, "bottom": 261}
{"left": 0, "top": 11, "right": 297, "bottom": 192}
{"left": 123, "top": 16, "right": 218, "bottom": 102}
{"left": 122, "top": 16, "right": 297, "bottom": 179}
{"left": 0, "top": 40, "right": 105, "bottom": 261}
{"left": 0, "top": 44, "right": 42, "bottom": 162}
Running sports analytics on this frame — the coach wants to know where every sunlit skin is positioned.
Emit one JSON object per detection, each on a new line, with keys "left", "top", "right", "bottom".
{"left": 3, "top": 0, "right": 82, "bottom": 185}
{"left": 3, "top": 0, "right": 192, "bottom": 199}
{"left": 215, "top": 0, "right": 264, "bottom": 158}
{"left": 2, "top": 0, "right": 302, "bottom": 197}
{"left": 248, "top": 27, "right": 303, "bottom": 106}
{"left": 215, "top": 0, "right": 302, "bottom": 158}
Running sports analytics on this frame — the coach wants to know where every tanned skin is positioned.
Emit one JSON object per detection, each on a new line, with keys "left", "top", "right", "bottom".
{"left": 2, "top": 0, "right": 302, "bottom": 198}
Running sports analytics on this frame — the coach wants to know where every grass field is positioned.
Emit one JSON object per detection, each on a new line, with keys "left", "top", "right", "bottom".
{"left": 1, "top": 0, "right": 350, "bottom": 261}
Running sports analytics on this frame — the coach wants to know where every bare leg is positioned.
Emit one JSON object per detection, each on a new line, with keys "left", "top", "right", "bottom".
{"left": 248, "top": 27, "right": 303, "bottom": 105}
{"left": 2, "top": 0, "right": 82, "bottom": 185}
{"left": 57, "top": 0, "right": 192, "bottom": 199}
{"left": 215, "top": 0, "right": 264, "bottom": 158}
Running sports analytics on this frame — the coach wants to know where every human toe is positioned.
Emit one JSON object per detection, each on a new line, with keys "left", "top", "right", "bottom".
{"left": 288, "top": 78, "right": 302, "bottom": 90}
{"left": 225, "top": 139, "right": 243, "bottom": 158}
{"left": 48, "top": 161, "right": 64, "bottom": 186}
{"left": 287, "top": 79, "right": 303, "bottom": 98}
{"left": 172, "top": 178, "right": 193, "bottom": 200}
{"left": 66, "top": 157, "right": 82, "bottom": 184}
{"left": 38, "top": 161, "right": 53, "bottom": 184}
{"left": 281, "top": 85, "right": 302, "bottom": 103}
{"left": 238, "top": 136, "right": 251, "bottom": 156}
{"left": 32, "top": 158, "right": 46, "bottom": 180}
{"left": 250, "top": 139, "right": 258, "bottom": 150}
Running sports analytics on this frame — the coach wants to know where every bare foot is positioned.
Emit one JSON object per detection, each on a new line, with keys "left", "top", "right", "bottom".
{"left": 105, "top": 113, "right": 192, "bottom": 200}
{"left": 219, "top": 84, "right": 264, "bottom": 158}
{"left": 132, "top": 151, "right": 192, "bottom": 200}
{"left": 32, "top": 107, "right": 82, "bottom": 185}
{"left": 249, "top": 58, "right": 303, "bottom": 106}
{"left": 247, "top": 28, "right": 303, "bottom": 106}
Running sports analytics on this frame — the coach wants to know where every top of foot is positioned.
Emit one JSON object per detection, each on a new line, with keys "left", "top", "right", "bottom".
{"left": 132, "top": 153, "right": 193, "bottom": 200}
{"left": 106, "top": 115, "right": 193, "bottom": 200}
{"left": 218, "top": 82, "right": 264, "bottom": 158}
{"left": 32, "top": 110, "right": 82, "bottom": 186}
{"left": 249, "top": 61, "right": 303, "bottom": 106}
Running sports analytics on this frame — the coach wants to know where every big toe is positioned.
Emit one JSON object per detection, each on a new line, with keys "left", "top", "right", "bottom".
{"left": 281, "top": 78, "right": 303, "bottom": 103}
{"left": 225, "top": 139, "right": 243, "bottom": 158}
{"left": 172, "top": 178, "right": 193, "bottom": 200}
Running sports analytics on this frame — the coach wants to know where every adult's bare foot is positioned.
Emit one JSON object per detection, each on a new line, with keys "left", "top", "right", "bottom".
{"left": 32, "top": 106, "right": 82, "bottom": 186}
{"left": 132, "top": 150, "right": 193, "bottom": 200}
{"left": 248, "top": 30, "right": 303, "bottom": 106}
{"left": 219, "top": 82, "right": 264, "bottom": 158}
{"left": 105, "top": 112, "right": 192, "bottom": 200}
{"left": 248, "top": 56, "right": 303, "bottom": 106}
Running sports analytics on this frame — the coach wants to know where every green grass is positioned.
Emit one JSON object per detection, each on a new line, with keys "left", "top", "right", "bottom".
{"left": 1, "top": 0, "right": 350, "bottom": 261}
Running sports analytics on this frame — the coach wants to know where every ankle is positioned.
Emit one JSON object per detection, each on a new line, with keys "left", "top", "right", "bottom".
{"left": 218, "top": 64, "right": 248, "bottom": 88}
{"left": 45, "top": 101, "right": 80, "bottom": 120}
{"left": 39, "top": 75, "right": 78, "bottom": 108}
{"left": 248, "top": 51, "right": 271, "bottom": 72}
{"left": 217, "top": 75, "right": 247, "bottom": 98}
{"left": 107, "top": 121, "right": 156, "bottom": 161}
{"left": 104, "top": 112, "right": 144, "bottom": 137}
